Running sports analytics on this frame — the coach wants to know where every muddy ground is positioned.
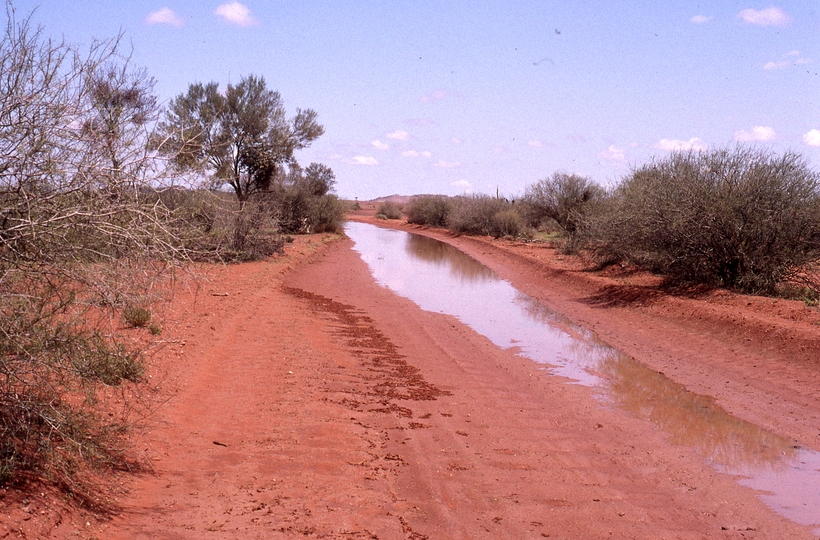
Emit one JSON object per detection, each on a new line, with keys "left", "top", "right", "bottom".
{"left": 2, "top": 211, "right": 819, "bottom": 539}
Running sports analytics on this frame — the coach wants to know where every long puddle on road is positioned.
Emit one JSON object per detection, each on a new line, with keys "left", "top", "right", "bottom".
{"left": 346, "top": 221, "right": 820, "bottom": 533}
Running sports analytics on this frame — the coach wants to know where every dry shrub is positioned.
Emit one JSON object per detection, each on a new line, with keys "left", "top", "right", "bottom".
{"left": 491, "top": 209, "right": 524, "bottom": 238}
{"left": 447, "top": 194, "right": 524, "bottom": 238}
{"left": 376, "top": 201, "right": 402, "bottom": 219}
{"left": 158, "top": 188, "right": 284, "bottom": 262}
{"left": 261, "top": 163, "right": 345, "bottom": 234}
{"left": 522, "top": 172, "right": 603, "bottom": 253}
{"left": 122, "top": 306, "right": 151, "bottom": 328}
{"left": 590, "top": 146, "right": 820, "bottom": 293}
{"left": 0, "top": 8, "right": 179, "bottom": 497}
{"left": 406, "top": 195, "right": 452, "bottom": 227}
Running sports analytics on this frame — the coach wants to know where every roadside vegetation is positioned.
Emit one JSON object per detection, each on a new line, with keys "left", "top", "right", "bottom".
{"left": 402, "top": 145, "right": 820, "bottom": 296}
{"left": 588, "top": 147, "right": 820, "bottom": 294}
{"left": 0, "top": 4, "right": 342, "bottom": 500}
{"left": 375, "top": 201, "right": 402, "bottom": 220}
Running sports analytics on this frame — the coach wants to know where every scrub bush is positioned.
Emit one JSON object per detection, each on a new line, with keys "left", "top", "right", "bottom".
{"left": 590, "top": 146, "right": 820, "bottom": 293}
{"left": 522, "top": 172, "right": 603, "bottom": 252}
{"left": 157, "top": 188, "right": 285, "bottom": 262}
{"left": 491, "top": 209, "right": 525, "bottom": 238}
{"left": 265, "top": 163, "right": 345, "bottom": 234}
{"left": 522, "top": 172, "right": 603, "bottom": 233}
{"left": 447, "top": 195, "right": 524, "bottom": 238}
{"left": 0, "top": 8, "right": 180, "bottom": 497}
{"left": 375, "top": 201, "right": 402, "bottom": 219}
{"left": 406, "top": 195, "right": 452, "bottom": 227}
{"left": 122, "top": 306, "right": 151, "bottom": 328}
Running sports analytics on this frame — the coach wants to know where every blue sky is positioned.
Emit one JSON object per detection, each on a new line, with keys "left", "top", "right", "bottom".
{"left": 14, "top": 1, "right": 820, "bottom": 199}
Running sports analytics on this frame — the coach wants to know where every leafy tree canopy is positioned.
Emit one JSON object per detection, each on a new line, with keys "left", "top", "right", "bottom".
{"left": 155, "top": 74, "right": 324, "bottom": 201}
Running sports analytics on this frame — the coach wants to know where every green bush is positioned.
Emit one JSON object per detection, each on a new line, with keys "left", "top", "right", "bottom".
{"left": 266, "top": 163, "right": 345, "bottom": 234}
{"left": 406, "top": 195, "right": 452, "bottom": 227}
{"left": 311, "top": 194, "right": 346, "bottom": 233}
{"left": 590, "top": 146, "right": 820, "bottom": 293}
{"left": 376, "top": 201, "right": 402, "bottom": 219}
{"left": 447, "top": 195, "right": 524, "bottom": 238}
{"left": 491, "top": 209, "right": 524, "bottom": 238}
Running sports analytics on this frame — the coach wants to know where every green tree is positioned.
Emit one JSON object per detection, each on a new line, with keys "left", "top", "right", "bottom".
{"left": 155, "top": 74, "right": 324, "bottom": 202}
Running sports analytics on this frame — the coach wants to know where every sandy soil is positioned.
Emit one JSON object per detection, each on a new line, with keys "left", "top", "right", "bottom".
{"left": 2, "top": 212, "right": 819, "bottom": 538}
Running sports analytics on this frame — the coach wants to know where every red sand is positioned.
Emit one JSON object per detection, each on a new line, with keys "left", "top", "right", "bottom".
{"left": 3, "top": 214, "right": 819, "bottom": 538}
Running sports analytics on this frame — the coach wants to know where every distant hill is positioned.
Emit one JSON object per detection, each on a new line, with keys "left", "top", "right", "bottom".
{"left": 368, "top": 194, "right": 411, "bottom": 204}
{"left": 368, "top": 194, "right": 445, "bottom": 204}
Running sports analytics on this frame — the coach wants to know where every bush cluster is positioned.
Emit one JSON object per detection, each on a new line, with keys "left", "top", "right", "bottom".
{"left": 447, "top": 195, "right": 523, "bottom": 238}
{"left": 589, "top": 147, "right": 820, "bottom": 293}
{"left": 0, "top": 6, "right": 340, "bottom": 497}
{"left": 266, "top": 163, "right": 345, "bottom": 234}
{"left": 398, "top": 145, "right": 820, "bottom": 295}
{"left": 375, "top": 201, "right": 402, "bottom": 219}
{"left": 159, "top": 189, "right": 285, "bottom": 262}
{"left": 406, "top": 195, "right": 452, "bottom": 227}
{"left": 403, "top": 194, "right": 522, "bottom": 238}
{"left": 522, "top": 173, "right": 603, "bottom": 230}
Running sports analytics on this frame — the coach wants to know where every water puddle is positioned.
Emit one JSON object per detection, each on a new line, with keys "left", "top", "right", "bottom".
{"left": 346, "top": 221, "right": 820, "bottom": 533}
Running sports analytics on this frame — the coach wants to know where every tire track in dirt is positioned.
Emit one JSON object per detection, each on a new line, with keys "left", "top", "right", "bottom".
{"left": 36, "top": 231, "right": 816, "bottom": 538}
{"left": 284, "top": 233, "right": 816, "bottom": 539}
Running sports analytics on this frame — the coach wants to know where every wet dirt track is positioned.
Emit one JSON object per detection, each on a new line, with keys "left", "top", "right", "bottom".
{"left": 8, "top": 227, "right": 817, "bottom": 538}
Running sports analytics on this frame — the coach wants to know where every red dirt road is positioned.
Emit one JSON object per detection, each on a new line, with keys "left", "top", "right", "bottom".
{"left": 4, "top": 218, "right": 819, "bottom": 538}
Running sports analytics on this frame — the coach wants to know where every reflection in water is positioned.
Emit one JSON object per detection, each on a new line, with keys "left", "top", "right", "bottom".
{"left": 404, "top": 234, "right": 496, "bottom": 283}
{"left": 517, "top": 295, "right": 797, "bottom": 470}
{"left": 599, "top": 351, "right": 796, "bottom": 469}
{"left": 346, "top": 221, "right": 820, "bottom": 531}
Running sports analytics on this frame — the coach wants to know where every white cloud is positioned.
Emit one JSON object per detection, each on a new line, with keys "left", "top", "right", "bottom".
{"left": 737, "top": 7, "right": 790, "bottom": 26}
{"left": 146, "top": 7, "right": 184, "bottom": 27}
{"left": 421, "top": 89, "right": 448, "bottom": 103}
{"left": 371, "top": 140, "right": 390, "bottom": 150}
{"left": 401, "top": 150, "right": 419, "bottom": 157}
{"left": 215, "top": 2, "right": 258, "bottom": 26}
{"left": 436, "top": 160, "right": 460, "bottom": 168}
{"left": 764, "top": 60, "right": 789, "bottom": 70}
{"left": 656, "top": 138, "right": 707, "bottom": 151}
{"left": 598, "top": 145, "right": 626, "bottom": 163}
{"left": 764, "top": 51, "right": 813, "bottom": 70}
{"left": 451, "top": 180, "right": 472, "bottom": 188}
{"left": 690, "top": 15, "right": 713, "bottom": 24}
{"left": 451, "top": 137, "right": 463, "bottom": 145}
{"left": 527, "top": 140, "right": 544, "bottom": 148}
{"left": 351, "top": 156, "right": 379, "bottom": 166}
{"left": 734, "top": 125, "right": 776, "bottom": 142}
{"left": 803, "top": 129, "right": 820, "bottom": 147}
{"left": 386, "top": 130, "right": 410, "bottom": 140}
